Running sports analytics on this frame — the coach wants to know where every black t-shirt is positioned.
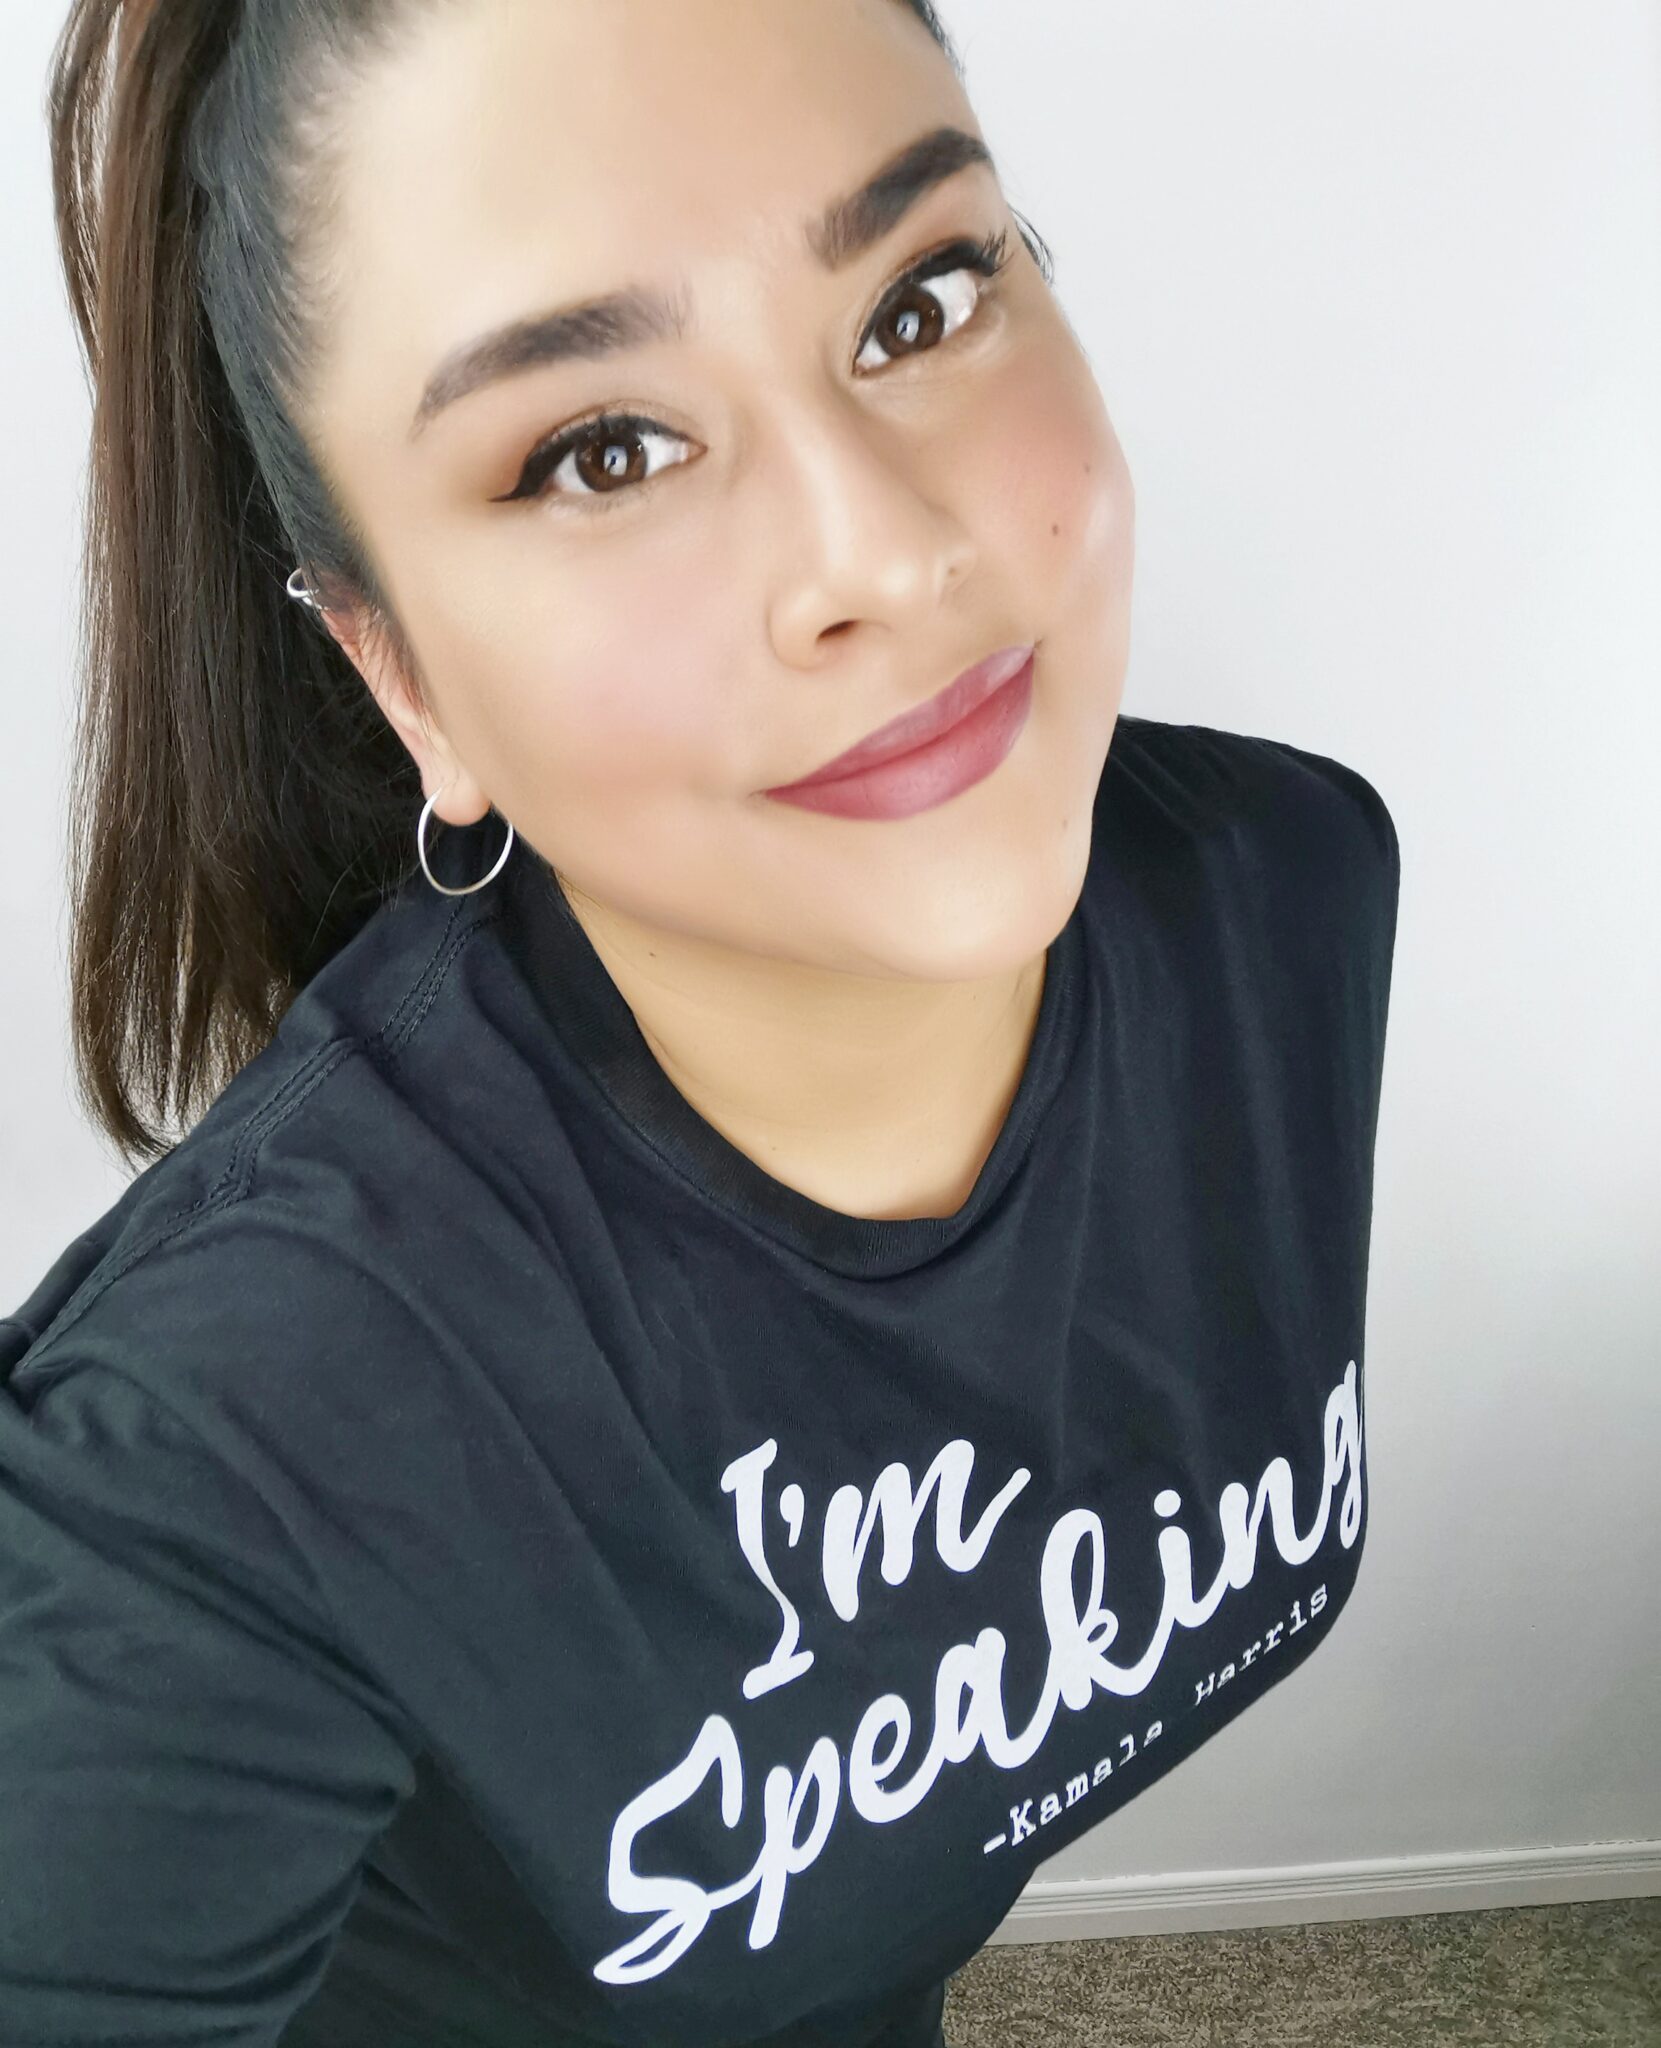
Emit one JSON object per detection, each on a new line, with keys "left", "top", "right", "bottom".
{"left": 0, "top": 716, "right": 1400, "bottom": 2048}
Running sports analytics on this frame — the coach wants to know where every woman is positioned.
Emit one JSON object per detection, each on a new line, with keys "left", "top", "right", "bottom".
{"left": 0, "top": 1, "right": 1400, "bottom": 2043}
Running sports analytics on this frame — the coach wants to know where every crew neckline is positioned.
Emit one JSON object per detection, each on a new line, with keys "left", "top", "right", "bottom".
{"left": 497, "top": 845, "right": 1089, "bottom": 1279}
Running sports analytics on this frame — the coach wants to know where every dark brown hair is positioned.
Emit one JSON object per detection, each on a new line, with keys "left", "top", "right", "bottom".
{"left": 46, "top": 0, "right": 1052, "bottom": 1167}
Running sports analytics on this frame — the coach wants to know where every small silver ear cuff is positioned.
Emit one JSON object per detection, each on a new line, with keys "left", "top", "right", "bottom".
{"left": 286, "top": 567, "right": 323, "bottom": 610}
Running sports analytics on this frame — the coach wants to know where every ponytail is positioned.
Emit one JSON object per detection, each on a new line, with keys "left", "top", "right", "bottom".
{"left": 47, "top": 0, "right": 422, "bottom": 1169}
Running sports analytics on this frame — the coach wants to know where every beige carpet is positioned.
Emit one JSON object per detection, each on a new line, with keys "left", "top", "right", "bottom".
{"left": 942, "top": 1898, "right": 1661, "bottom": 2046}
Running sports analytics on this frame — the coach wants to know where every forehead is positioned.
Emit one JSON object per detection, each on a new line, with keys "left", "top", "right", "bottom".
{"left": 313, "top": 0, "right": 966, "bottom": 438}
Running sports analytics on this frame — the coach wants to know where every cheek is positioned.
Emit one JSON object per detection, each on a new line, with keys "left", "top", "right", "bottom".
{"left": 969, "top": 347, "right": 1135, "bottom": 603}
{"left": 455, "top": 568, "right": 735, "bottom": 797}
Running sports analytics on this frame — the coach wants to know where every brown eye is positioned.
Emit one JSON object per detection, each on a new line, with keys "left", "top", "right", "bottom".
{"left": 499, "top": 413, "right": 693, "bottom": 506}
{"left": 853, "top": 230, "right": 1013, "bottom": 374}
{"left": 854, "top": 265, "right": 986, "bottom": 371}
{"left": 571, "top": 424, "right": 651, "bottom": 494}
{"left": 867, "top": 281, "right": 950, "bottom": 358}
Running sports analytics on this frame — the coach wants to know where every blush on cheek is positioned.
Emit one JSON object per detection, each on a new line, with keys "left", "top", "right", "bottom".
{"left": 973, "top": 366, "right": 1125, "bottom": 587}
{"left": 1053, "top": 423, "right": 1135, "bottom": 610}
{"left": 554, "top": 648, "right": 734, "bottom": 795}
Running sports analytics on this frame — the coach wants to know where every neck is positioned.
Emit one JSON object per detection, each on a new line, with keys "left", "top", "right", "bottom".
{"left": 560, "top": 887, "right": 1050, "bottom": 1222}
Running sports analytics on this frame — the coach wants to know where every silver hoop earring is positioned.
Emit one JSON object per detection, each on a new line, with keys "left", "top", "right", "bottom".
{"left": 286, "top": 567, "right": 322, "bottom": 610}
{"left": 417, "top": 793, "right": 515, "bottom": 897}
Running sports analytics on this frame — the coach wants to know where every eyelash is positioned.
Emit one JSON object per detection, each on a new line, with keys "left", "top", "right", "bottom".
{"left": 496, "top": 226, "right": 1015, "bottom": 512}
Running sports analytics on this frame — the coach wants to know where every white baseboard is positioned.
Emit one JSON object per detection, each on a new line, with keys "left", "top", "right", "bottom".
{"left": 987, "top": 1840, "right": 1661, "bottom": 1944}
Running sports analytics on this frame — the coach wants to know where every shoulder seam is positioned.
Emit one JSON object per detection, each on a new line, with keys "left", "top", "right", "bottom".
{"left": 21, "top": 902, "right": 503, "bottom": 1366}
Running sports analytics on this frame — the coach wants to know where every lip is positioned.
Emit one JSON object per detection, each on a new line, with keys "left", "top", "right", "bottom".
{"left": 764, "top": 644, "right": 1038, "bottom": 793}
{"left": 763, "top": 646, "right": 1036, "bottom": 821}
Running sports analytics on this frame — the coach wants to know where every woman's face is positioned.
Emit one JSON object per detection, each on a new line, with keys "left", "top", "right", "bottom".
{"left": 308, "top": 0, "right": 1135, "bottom": 986}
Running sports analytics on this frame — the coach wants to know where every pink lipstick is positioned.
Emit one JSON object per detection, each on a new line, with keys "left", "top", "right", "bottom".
{"left": 763, "top": 644, "right": 1037, "bottom": 821}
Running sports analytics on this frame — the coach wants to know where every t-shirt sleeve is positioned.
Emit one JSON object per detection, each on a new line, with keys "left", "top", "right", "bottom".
{"left": 1145, "top": 719, "right": 1402, "bottom": 1181}
{"left": 0, "top": 1360, "right": 422, "bottom": 2045}
{"left": 1273, "top": 738, "right": 1400, "bottom": 1045}
{"left": 1253, "top": 733, "right": 1402, "bottom": 1182}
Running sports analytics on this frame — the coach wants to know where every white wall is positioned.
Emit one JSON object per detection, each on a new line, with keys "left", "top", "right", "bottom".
{"left": 3, "top": 0, "right": 1657, "bottom": 1935}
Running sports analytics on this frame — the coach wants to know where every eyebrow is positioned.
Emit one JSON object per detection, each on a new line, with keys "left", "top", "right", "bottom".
{"left": 408, "top": 124, "right": 996, "bottom": 439}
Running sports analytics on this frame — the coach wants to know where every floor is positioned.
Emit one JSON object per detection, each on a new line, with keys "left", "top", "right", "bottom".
{"left": 942, "top": 1898, "right": 1661, "bottom": 2046}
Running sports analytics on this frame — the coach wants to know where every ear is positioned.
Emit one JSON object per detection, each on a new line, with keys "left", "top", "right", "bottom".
{"left": 315, "top": 600, "right": 492, "bottom": 828}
